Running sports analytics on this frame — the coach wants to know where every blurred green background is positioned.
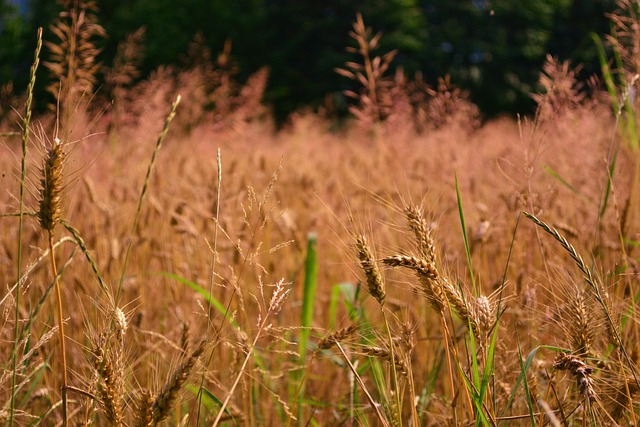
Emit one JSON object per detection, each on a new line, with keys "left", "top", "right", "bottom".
{"left": 0, "top": 0, "right": 617, "bottom": 122}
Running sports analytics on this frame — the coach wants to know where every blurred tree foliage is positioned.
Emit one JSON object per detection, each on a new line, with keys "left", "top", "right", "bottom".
{"left": 1, "top": 0, "right": 618, "bottom": 121}
{"left": 0, "top": 0, "right": 29, "bottom": 88}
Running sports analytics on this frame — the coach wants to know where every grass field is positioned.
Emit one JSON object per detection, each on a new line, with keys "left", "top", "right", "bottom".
{"left": 2, "top": 5, "right": 640, "bottom": 427}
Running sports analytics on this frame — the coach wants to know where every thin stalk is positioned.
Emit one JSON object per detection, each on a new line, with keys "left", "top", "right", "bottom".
{"left": 49, "top": 233, "right": 68, "bottom": 425}
{"left": 440, "top": 313, "right": 459, "bottom": 426}
{"left": 406, "top": 361, "right": 419, "bottom": 425}
{"left": 115, "top": 95, "right": 180, "bottom": 304}
{"left": 196, "top": 148, "right": 223, "bottom": 424}
{"left": 381, "top": 309, "right": 402, "bottom": 426}
{"left": 335, "top": 342, "right": 390, "bottom": 427}
{"left": 11, "top": 27, "right": 42, "bottom": 425}
{"left": 211, "top": 315, "right": 268, "bottom": 426}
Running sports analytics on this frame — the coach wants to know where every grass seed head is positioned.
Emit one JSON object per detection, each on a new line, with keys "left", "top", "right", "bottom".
{"left": 316, "top": 324, "right": 358, "bottom": 352}
{"left": 405, "top": 205, "right": 436, "bottom": 263}
{"left": 38, "top": 138, "right": 64, "bottom": 232}
{"left": 553, "top": 352, "right": 596, "bottom": 401}
{"left": 151, "top": 340, "right": 205, "bottom": 424}
{"left": 565, "top": 289, "right": 594, "bottom": 356}
{"left": 134, "top": 388, "right": 154, "bottom": 427}
{"left": 356, "top": 235, "right": 386, "bottom": 306}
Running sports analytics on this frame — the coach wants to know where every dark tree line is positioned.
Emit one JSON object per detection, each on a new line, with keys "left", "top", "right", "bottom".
{"left": 0, "top": 0, "right": 619, "bottom": 121}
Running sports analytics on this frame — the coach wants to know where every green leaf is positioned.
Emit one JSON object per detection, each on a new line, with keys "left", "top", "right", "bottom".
{"left": 157, "top": 272, "right": 238, "bottom": 329}
{"left": 299, "top": 233, "right": 319, "bottom": 363}
{"left": 455, "top": 173, "right": 476, "bottom": 294}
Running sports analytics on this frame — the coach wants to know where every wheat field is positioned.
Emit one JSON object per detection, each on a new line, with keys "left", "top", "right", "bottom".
{"left": 1, "top": 3, "right": 640, "bottom": 427}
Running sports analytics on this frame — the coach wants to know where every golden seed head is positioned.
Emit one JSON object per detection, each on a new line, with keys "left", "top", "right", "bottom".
{"left": 112, "top": 307, "right": 128, "bottom": 341}
{"left": 405, "top": 205, "right": 436, "bottom": 263}
{"left": 566, "top": 289, "right": 593, "bottom": 356}
{"left": 384, "top": 255, "right": 444, "bottom": 311}
{"left": 134, "top": 389, "right": 154, "bottom": 427}
{"left": 383, "top": 255, "right": 438, "bottom": 280}
{"left": 38, "top": 137, "right": 64, "bottom": 232}
{"left": 151, "top": 341, "right": 205, "bottom": 424}
{"left": 474, "top": 295, "right": 493, "bottom": 337}
{"left": 355, "top": 235, "right": 385, "bottom": 306}
{"left": 317, "top": 324, "right": 358, "bottom": 352}
{"left": 553, "top": 353, "right": 596, "bottom": 401}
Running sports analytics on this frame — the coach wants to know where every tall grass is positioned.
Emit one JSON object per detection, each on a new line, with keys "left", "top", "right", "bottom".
{"left": 2, "top": 7, "right": 640, "bottom": 427}
{"left": 10, "top": 26, "right": 42, "bottom": 427}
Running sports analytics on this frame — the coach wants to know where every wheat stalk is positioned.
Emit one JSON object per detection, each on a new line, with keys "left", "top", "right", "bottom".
{"left": 37, "top": 134, "right": 69, "bottom": 424}
{"left": 116, "top": 95, "right": 180, "bottom": 304}
{"left": 553, "top": 353, "right": 596, "bottom": 401}
{"left": 10, "top": 26, "right": 42, "bottom": 426}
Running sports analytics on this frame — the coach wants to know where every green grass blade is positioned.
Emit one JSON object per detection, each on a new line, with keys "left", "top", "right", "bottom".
{"left": 299, "top": 233, "right": 318, "bottom": 363}
{"left": 296, "top": 233, "right": 318, "bottom": 425}
{"left": 592, "top": 33, "right": 619, "bottom": 113}
{"left": 598, "top": 148, "right": 618, "bottom": 220}
{"left": 514, "top": 329, "right": 535, "bottom": 426}
{"left": 11, "top": 27, "right": 42, "bottom": 426}
{"left": 455, "top": 173, "right": 476, "bottom": 294}
{"left": 158, "top": 272, "right": 238, "bottom": 329}
{"left": 499, "top": 344, "right": 567, "bottom": 420}
{"left": 543, "top": 166, "right": 595, "bottom": 206}
{"left": 188, "top": 385, "right": 239, "bottom": 424}
{"left": 328, "top": 282, "right": 352, "bottom": 329}
{"left": 455, "top": 363, "right": 492, "bottom": 427}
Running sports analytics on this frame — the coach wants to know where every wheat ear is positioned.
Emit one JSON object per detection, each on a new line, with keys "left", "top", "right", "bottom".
{"left": 355, "top": 235, "right": 386, "bottom": 305}
{"left": 152, "top": 340, "right": 205, "bottom": 424}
